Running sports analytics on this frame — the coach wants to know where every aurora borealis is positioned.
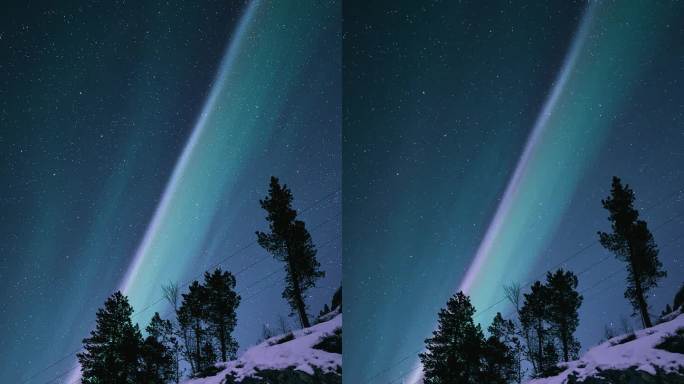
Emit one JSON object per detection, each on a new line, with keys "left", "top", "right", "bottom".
{"left": 3, "top": 1, "right": 684, "bottom": 383}
{"left": 345, "top": 1, "right": 684, "bottom": 383}
{"left": 1, "top": 1, "right": 339, "bottom": 383}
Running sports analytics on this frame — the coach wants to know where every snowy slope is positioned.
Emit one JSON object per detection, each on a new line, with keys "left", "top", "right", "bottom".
{"left": 528, "top": 310, "right": 684, "bottom": 384}
{"left": 184, "top": 311, "right": 341, "bottom": 384}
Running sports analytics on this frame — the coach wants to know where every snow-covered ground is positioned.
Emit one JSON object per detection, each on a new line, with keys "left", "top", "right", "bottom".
{"left": 529, "top": 310, "right": 684, "bottom": 383}
{"left": 184, "top": 311, "right": 342, "bottom": 384}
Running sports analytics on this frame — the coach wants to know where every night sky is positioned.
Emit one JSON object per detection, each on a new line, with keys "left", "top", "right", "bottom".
{"left": 344, "top": 1, "right": 684, "bottom": 383}
{"left": 0, "top": 1, "right": 340, "bottom": 383}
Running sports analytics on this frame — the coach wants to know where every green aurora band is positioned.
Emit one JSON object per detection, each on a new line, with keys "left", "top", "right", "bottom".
{"left": 67, "top": 1, "right": 338, "bottom": 382}
{"left": 409, "top": 2, "right": 677, "bottom": 383}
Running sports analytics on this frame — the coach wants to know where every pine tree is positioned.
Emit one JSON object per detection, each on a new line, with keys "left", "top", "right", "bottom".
{"left": 598, "top": 176, "right": 666, "bottom": 328}
{"left": 540, "top": 341, "right": 559, "bottom": 376}
{"left": 177, "top": 281, "right": 211, "bottom": 374}
{"left": 204, "top": 268, "right": 240, "bottom": 362}
{"left": 201, "top": 340, "right": 217, "bottom": 374}
{"left": 77, "top": 291, "right": 143, "bottom": 384}
{"left": 519, "top": 281, "right": 551, "bottom": 376}
{"left": 482, "top": 313, "right": 517, "bottom": 384}
{"left": 139, "top": 336, "right": 171, "bottom": 384}
{"left": 419, "top": 292, "right": 485, "bottom": 384}
{"left": 487, "top": 312, "right": 522, "bottom": 383}
{"left": 545, "top": 269, "right": 582, "bottom": 362}
{"left": 256, "top": 176, "right": 325, "bottom": 328}
{"left": 139, "top": 313, "right": 175, "bottom": 383}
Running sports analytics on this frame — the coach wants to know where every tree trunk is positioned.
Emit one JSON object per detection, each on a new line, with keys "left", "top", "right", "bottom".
{"left": 175, "top": 353, "right": 180, "bottom": 383}
{"left": 536, "top": 320, "right": 544, "bottom": 373}
{"left": 293, "top": 279, "right": 310, "bottom": 328}
{"left": 286, "top": 254, "right": 310, "bottom": 328}
{"left": 194, "top": 322, "right": 202, "bottom": 372}
{"left": 628, "top": 243, "right": 652, "bottom": 328}
{"left": 559, "top": 319, "right": 569, "bottom": 362}
{"left": 634, "top": 277, "right": 652, "bottom": 328}
{"left": 220, "top": 325, "right": 227, "bottom": 362}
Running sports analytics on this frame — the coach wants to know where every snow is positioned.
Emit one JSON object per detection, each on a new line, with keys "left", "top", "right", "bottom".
{"left": 528, "top": 310, "right": 684, "bottom": 384}
{"left": 183, "top": 311, "right": 342, "bottom": 384}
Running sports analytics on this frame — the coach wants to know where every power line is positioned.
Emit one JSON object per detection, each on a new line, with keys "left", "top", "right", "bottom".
{"left": 359, "top": 187, "right": 684, "bottom": 384}
{"left": 52, "top": 232, "right": 342, "bottom": 384}
{"left": 21, "top": 189, "right": 340, "bottom": 384}
{"left": 473, "top": 208, "right": 684, "bottom": 321}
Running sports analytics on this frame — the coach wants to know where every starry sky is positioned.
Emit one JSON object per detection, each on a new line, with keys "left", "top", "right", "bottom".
{"left": 0, "top": 1, "right": 340, "bottom": 383}
{"left": 344, "top": 1, "right": 684, "bottom": 383}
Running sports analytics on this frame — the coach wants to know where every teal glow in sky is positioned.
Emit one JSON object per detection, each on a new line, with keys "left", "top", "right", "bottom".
{"left": 409, "top": 2, "right": 679, "bottom": 383}
{"left": 462, "top": 0, "right": 674, "bottom": 320}
{"left": 1, "top": 1, "right": 339, "bottom": 383}
{"left": 65, "top": 2, "right": 340, "bottom": 383}
{"left": 344, "top": 1, "right": 683, "bottom": 383}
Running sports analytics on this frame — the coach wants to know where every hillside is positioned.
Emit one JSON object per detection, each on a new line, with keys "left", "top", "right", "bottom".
{"left": 183, "top": 310, "right": 342, "bottom": 384}
{"left": 528, "top": 309, "right": 684, "bottom": 384}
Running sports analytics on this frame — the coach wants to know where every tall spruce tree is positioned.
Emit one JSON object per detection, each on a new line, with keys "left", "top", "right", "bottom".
{"left": 256, "top": 176, "right": 324, "bottom": 328}
{"left": 77, "top": 291, "right": 143, "bottom": 384}
{"left": 545, "top": 269, "right": 582, "bottom": 362}
{"left": 598, "top": 176, "right": 666, "bottom": 328}
{"left": 204, "top": 268, "right": 240, "bottom": 362}
{"left": 419, "top": 292, "right": 486, "bottom": 384}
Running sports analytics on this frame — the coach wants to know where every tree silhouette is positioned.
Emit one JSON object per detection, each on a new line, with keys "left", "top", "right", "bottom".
{"left": 77, "top": 291, "right": 143, "bottom": 384}
{"left": 520, "top": 281, "right": 553, "bottom": 375}
{"left": 545, "top": 269, "right": 582, "bottom": 362}
{"left": 420, "top": 292, "right": 486, "bottom": 384}
{"left": 204, "top": 268, "right": 240, "bottom": 362}
{"left": 177, "top": 281, "right": 211, "bottom": 374}
{"left": 256, "top": 176, "right": 324, "bottom": 328}
{"left": 598, "top": 176, "right": 666, "bottom": 328}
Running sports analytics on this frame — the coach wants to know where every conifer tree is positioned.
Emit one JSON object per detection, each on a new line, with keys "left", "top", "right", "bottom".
{"left": 487, "top": 312, "right": 522, "bottom": 383}
{"left": 419, "top": 292, "right": 486, "bottom": 384}
{"left": 256, "top": 176, "right": 324, "bottom": 328}
{"left": 545, "top": 269, "right": 582, "bottom": 362}
{"left": 201, "top": 340, "right": 217, "bottom": 370}
{"left": 598, "top": 176, "right": 666, "bottom": 328}
{"left": 519, "top": 281, "right": 551, "bottom": 375}
{"left": 77, "top": 291, "right": 143, "bottom": 384}
{"left": 204, "top": 268, "right": 240, "bottom": 362}
{"left": 139, "top": 336, "right": 171, "bottom": 384}
{"left": 540, "top": 341, "right": 559, "bottom": 375}
{"left": 482, "top": 313, "right": 515, "bottom": 384}
{"left": 139, "top": 313, "right": 175, "bottom": 383}
{"left": 177, "top": 281, "right": 211, "bottom": 374}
